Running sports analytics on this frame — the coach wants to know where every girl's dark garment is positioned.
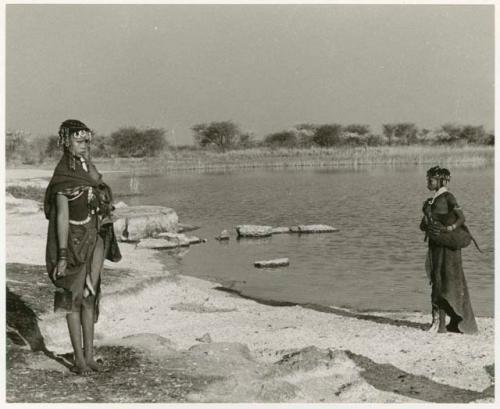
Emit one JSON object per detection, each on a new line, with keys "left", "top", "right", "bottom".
{"left": 44, "top": 153, "right": 121, "bottom": 318}
{"left": 422, "top": 191, "right": 478, "bottom": 334}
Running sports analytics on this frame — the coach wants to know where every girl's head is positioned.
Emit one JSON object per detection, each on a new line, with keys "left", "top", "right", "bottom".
{"left": 58, "top": 119, "right": 92, "bottom": 158}
{"left": 426, "top": 165, "right": 451, "bottom": 191}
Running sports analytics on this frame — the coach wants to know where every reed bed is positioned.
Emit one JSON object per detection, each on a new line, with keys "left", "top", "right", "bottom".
{"left": 93, "top": 145, "right": 494, "bottom": 173}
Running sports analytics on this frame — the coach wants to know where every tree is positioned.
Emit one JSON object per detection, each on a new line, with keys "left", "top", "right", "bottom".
{"left": 382, "top": 123, "right": 418, "bottom": 145}
{"left": 264, "top": 131, "right": 298, "bottom": 148}
{"left": 293, "top": 124, "right": 317, "bottom": 147}
{"left": 110, "top": 127, "right": 167, "bottom": 157}
{"left": 460, "top": 125, "right": 486, "bottom": 144}
{"left": 191, "top": 121, "right": 242, "bottom": 152}
{"left": 44, "top": 135, "right": 59, "bottom": 157}
{"left": 312, "top": 124, "right": 342, "bottom": 147}
{"left": 343, "top": 124, "right": 370, "bottom": 135}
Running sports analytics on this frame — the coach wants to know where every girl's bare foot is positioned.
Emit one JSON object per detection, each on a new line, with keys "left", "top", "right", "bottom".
{"left": 86, "top": 359, "right": 103, "bottom": 372}
{"left": 71, "top": 360, "right": 92, "bottom": 375}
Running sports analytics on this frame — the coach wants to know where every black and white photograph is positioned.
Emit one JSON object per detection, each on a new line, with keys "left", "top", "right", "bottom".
{"left": 2, "top": 1, "right": 495, "bottom": 404}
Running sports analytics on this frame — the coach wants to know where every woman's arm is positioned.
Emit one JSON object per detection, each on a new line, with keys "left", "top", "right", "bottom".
{"left": 56, "top": 194, "right": 69, "bottom": 276}
{"left": 447, "top": 193, "right": 465, "bottom": 231}
{"left": 450, "top": 208, "right": 465, "bottom": 230}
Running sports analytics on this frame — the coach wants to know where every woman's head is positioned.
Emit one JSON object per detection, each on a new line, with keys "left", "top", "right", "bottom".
{"left": 426, "top": 165, "right": 451, "bottom": 191}
{"left": 58, "top": 119, "right": 92, "bottom": 158}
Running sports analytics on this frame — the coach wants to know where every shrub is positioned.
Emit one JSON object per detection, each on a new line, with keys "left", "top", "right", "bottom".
{"left": 191, "top": 121, "right": 245, "bottom": 152}
{"left": 264, "top": 131, "right": 298, "bottom": 148}
{"left": 110, "top": 127, "right": 167, "bottom": 157}
{"left": 312, "top": 124, "right": 343, "bottom": 147}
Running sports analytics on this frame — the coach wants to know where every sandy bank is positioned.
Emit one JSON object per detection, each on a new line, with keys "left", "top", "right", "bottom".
{"left": 4, "top": 173, "right": 495, "bottom": 403}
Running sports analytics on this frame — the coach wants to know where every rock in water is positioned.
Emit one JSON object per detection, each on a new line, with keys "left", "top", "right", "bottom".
{"left": 271, "top": 227, "right": 291, "bottom": 234}
{"left": 236, "top": 225, "right": 273, "bottom": 238}
{"left": 290, "top": 224, "right": 338, "bottom": 233}
{"left": 215, "top": 230, "right": 230, "bottom": 241}
{"left": 136, "top": 238, "right": 181, "bottom": 249}
{"left": 254, "top": 258, "right": 290, "bottom": 268}
{"left": 113, "top": 205, "right": 178, "bottom": 241}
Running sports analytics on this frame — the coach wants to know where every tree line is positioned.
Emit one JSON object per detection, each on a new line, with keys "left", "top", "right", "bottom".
{"left": 6, "top": 121, "right": 494, "bottom": 164}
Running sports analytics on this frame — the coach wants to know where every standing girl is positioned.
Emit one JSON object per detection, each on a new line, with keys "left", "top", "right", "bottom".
{"left": 44, "top": 119, "right": 121, "bottom": 374}
{"left": 420, "top": 166, "right": 477, "bottom": 334}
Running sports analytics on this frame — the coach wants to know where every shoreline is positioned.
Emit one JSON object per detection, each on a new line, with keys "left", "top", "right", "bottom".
{"left": 4, "top": 170, "right": 495, "bottom": 403}
{"left": 6, "top": 145, "right": 495, "bottom": 174}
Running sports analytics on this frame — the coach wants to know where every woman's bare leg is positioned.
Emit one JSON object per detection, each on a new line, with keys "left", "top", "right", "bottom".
{"left": 81, "top": 295, "right": 101, "bottom": 371}
{"left": 82, "top": 235, "right": 105, "bottom": 370}
{"left": 66, "top": 312, "right": 92, "bottom": 374}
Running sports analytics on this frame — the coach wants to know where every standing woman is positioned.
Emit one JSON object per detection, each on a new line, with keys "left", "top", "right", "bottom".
{"left": 44, "top": 119, "right": 121, "bottom": 374}
{"left": 420, "top": 166, "right": 478, "bottom": 334}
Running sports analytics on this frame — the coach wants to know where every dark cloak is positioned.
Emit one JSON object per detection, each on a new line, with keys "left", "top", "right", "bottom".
{"left": 44, "top": 153, "right": 121, "bottom": 286}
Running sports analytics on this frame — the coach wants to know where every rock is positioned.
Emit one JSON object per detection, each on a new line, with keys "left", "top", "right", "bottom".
{"left": 113, "top": 201, "right": 128, "bottom": 209}
{"left": 215, "top": 230, "right": 230, "bottom": 241}
{"left": 5, "top": 194, "right": 41, "bottom": 214}
{"left": 254, "top": 258, "right": 290, "bottom": 268}
{"left": 271, "top": 227, "right": 291, "bottom": 234}
{"left": 196, "top": 333, "right": 213, "bottom": 343}
{"left": 157, "top": 232, "right": 191, "bottom": 246}
{"left": 177, "top": 223, "right": 200, "bottom": 233}
{"left": 136, "top": 238, "right": 181, "bottom": 250}
{"left": 113, "top": 205, "right": 178, "bottom": 241}
{"left": 290, "top": 224, "right": 338, "bottom": 233}
{"left": 236, "top": 225, "right": 273, "bottom": 238}
{"left": 186, "top": 236, "right": 207, "bottom": 245}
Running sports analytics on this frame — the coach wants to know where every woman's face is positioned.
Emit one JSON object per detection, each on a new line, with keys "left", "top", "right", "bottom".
{"left": 69, "top": 134, "right": 90, "bottom": 158}
{"left": 427, "top": 176, "right": 440, "bottom": 191}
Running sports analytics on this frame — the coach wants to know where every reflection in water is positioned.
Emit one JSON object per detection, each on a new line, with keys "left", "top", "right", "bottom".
{"left": 105, "top": 166, "right": 494, "bottom": 317}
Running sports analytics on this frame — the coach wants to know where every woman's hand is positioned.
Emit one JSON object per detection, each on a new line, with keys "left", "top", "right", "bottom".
{"left": 429, "top": 221, "right": 447, "bottom": 236}
{"left": 56, "top": 259, "right": 67, "bottom": 278}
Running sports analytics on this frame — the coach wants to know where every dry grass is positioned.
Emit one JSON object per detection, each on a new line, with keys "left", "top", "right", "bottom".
{"left": 91, "top": 145, "right": 494, "bottom": 173}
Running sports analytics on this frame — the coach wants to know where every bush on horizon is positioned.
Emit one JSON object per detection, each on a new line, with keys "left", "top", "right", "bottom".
{"left": 110, "top": 127, "right": 167, "bottom": 157}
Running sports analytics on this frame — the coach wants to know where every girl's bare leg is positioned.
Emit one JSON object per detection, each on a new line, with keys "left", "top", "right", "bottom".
{"left": 66, "top": 312, "right": 92, "bottom": 375}
{"left": 82, "top": 295, "right": 101, "bottom": 371}
{"left": 83, "top": 235, "right": 106, "bottom": 370}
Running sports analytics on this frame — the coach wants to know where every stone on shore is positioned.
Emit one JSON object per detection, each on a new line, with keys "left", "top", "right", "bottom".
{"left": 236, "top": 225, "right": 273, "bottom": 238}
{"left": 290, "top": 224, "right": 338, "bottom": 233}
{"left": 254, "top": 258, "right": 290, "bottom": 268}
{"left": 113, "top": 205, "right": 179, "bottom": 241}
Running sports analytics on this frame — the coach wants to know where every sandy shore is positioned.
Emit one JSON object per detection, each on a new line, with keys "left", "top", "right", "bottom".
{"left": 4, "top": 169, "right": 496, "bottom": 403}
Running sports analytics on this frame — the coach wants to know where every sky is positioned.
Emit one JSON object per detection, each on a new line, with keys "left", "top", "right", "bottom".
{"left": 5, "top": 4, "right": 494, "bottom": 145}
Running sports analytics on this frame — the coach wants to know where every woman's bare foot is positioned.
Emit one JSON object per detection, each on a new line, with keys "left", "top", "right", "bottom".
{"left": 86, "top": 359, "right": 103, "bottom": 372}
{"left": 71, "top": 360, "right": 92, "bottom": 375}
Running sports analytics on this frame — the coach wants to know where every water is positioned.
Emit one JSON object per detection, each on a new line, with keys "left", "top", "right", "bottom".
{"left": 106, "top": 166, "right": 494, "bottom": 317}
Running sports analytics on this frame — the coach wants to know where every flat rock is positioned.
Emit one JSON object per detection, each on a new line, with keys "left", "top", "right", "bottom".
{"left": 215, "top": 230, "right": 230, "bottom": 241}
{"left": 236, "top": 225, "right": 273, "bottom": 238}
{"left": 271, "top": 227, "right": 291, "bottom": 234}
{"left": 113, "top": 205, "right": 178, "bottom": 241}
{"left": 254, "top": 258, "right": 290, "bottom": 268}
{"left": 290, "top": 224, "right": 338, "bottom": 233}
{"left": 156, "top": 232, "right": 191, "bottom": 246}
{"left": 136, "top": 238, "right": 182, "bottom": 250}
{"left": 177, "top": 223, "right": 201, "bottom": 233}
